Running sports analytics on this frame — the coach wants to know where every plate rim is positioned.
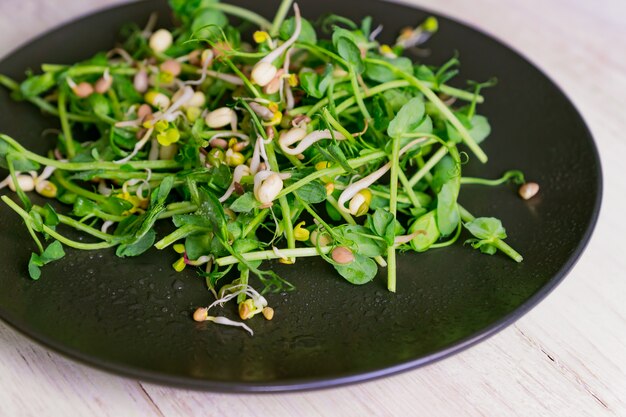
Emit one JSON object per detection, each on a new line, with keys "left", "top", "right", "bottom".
{"left": 0, "top": 0, "right": 603, "bottom": 392}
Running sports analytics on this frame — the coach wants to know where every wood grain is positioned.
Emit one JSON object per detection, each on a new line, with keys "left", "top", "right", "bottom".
{"left": 0, "top": 0, "right": 625, "bottom": 416}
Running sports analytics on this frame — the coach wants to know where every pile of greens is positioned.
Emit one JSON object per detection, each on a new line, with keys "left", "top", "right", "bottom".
{"left": 0, "top": 0, "right": 529, "bottom": 333}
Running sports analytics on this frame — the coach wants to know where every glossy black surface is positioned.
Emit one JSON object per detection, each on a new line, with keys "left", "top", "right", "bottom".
{"left": 0, "top": 0, "right": 601, "bottom": 391}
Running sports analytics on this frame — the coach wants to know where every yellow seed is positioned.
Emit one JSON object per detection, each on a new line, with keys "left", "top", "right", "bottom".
{"left": 173, "top": 244, "right": 185, "bottom": 254}
{"left": 228, "top": 137, "right": 238, "bottom": 149}
{"left": 173, "top": 257, "right": 186, "bottom": 272}
{"left": 262, "top": 111, "right": 283, "bottom": 126}
{"left": 293, "top": 221, "right": 310, "bottom": 241}
{"left": 186, "top": 106, "right": 201, "bottom": 122}
{"left": 238, "top": 299, "right": 256, "bottom": 320}
{"left": 193, "top": 307, "right": 208, "bottom": 322}
{"left": 278, "top": 257, "right": 295, "bottom": 265}
{"left": 262, "top": 306, "right": 274, "bottom": 320}
{"left": 226, "top": 150, "right": 245, "bottom": 167}
{"left": 35, "top": 180, "right": 57, "bottom": 198}
{"left": 349, "top": 189, "right": 372, "bottom": 217}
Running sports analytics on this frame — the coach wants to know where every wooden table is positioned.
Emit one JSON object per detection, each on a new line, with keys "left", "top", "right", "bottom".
{"left": 1, "top": 0, "right": 624, "bottom": 415}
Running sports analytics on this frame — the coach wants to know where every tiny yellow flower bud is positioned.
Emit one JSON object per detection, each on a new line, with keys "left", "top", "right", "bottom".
{"left": 380, "top": 44, "right": 393, "bottom": 55}
{"left": 149, "top": 29, "right": 173, "bottom": 53}
{"left": 156, "top": 128, "right": 180, "bottom": 146}
{"left": 227, "top": 137, "right": 238, "bottom": 149}
{"left": 286, "top": 73, "right": 298, "bottom": 87}
{"left": 173, "top": 257, "right": 186, "bottom": 272}
{"left": 253, "top": 31, "right": 270, "bottom": 44}
{"left": 422, "top": 16, "right": 439, "bottom": 32}
{"left": 173, "top": 244, "right": 186, "bottom": 253}
{"left": 35, "top": 180, "right": 57, "bottom": 198}
{"left": 293, "top": 221, "right": 310, "bottom": 241}
{"left": 154, "top": 119, "right": 169, "bottom": 132}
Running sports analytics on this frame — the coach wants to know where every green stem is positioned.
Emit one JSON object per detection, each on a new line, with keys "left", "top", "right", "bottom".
{"left": 322, "top": 107, "right": 354, "bottom": 142}
{"left": 458, "top": 205, "right": 523, "bottom": 262}
{"left": 242, "top": 209, "right": 269, "bottom": 238}
{"left": 277, "top": 150, "right": 386, "bottom": 198}
{"left": 237, "top": 268, "right": 250, "bottom": 303}
{"left": 349, "top": 69, "right": 371, "bottom": 121}
{"left": 265, "top": 141, "right": 296, "bottom": 260}
{"left": 154, "top": 224, "right": 206, "bottom": 249}
{"left": 215, "top": 246, "right": 331, "bottom": 266}
{"left": 54, "top": 171, "right": 107, "bottom": 203}
{"left": 460, "top": 170, "right": 525, "bottom": 186}
{"left": 397, "top": 170, "right": 421, "bottom": 209}
{"left": 1, "top": 134, "right": 180, "bottom": 171}
{"left": 205, "top": 3, "right": 272, "bottom": 29}
{"left": 364, "top": 58, "right": 488, "bottom": 163}
{"left": 407, "top": 145, "right": 448, "bottom": 187}
{"left": 57, "top": 89, "right": 75, "bottom": 158}
{"left": 387, "top": 135, "right": 401, "bottom": 292}
{"left": 223, "top": 58, "right": 260, "bottom": 98}
{"left": 270, "top": 0, "right": 294, "bottom": 36}
{"left": 31, "top": 205, "right": 115, "bottom": 242}
{"left": 2, "top": 196, "right": 115, "bottom": 250}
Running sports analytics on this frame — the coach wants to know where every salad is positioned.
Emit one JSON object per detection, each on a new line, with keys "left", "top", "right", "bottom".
{"left": 0, "top": 0, "right": 538, "bottom": 335}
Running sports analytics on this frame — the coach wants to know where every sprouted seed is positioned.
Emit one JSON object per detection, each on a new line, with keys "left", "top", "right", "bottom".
{"left": 0, "top": 0, "right": 532, "bottom": 335}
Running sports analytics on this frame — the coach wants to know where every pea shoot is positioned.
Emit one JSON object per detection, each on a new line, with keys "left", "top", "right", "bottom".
{"left": 0, "top": 0, "right": 537, "bottom": 335}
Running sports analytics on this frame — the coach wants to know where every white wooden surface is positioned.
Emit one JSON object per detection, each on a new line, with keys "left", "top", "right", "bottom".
{"left": 1, "top": 0, "right": 625, "bottom": 416}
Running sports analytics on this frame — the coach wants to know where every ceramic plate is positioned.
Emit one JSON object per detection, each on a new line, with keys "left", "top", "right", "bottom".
{"left": 0, "top": 0, "right": 601, "bottom": 391}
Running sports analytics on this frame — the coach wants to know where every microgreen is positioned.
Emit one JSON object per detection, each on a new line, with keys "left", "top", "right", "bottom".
{"left": 0, "top": 0, "right": 528, "bottom": 334}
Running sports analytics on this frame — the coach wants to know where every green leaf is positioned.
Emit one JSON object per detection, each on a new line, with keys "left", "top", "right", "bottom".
{"left": 336, "top": 225, "right": 386, "bottom": 257}
{"left": 88, "top": 93, "right": 111, "bottom": 116}
{"left": 279, "top": 17, "right": 317, "bottom": 43}
{"left": 99, "top": 196, "right": 134, "bottom": 215}
{"left": 116, "top": 228, "right": 155, "bottom": 257}
{"left": 387, "top": 97, "right": 426, "bottom": 138}
{"left": 232, "top": 238, "right": 260, "bottom": 254}
{"left": 184, "top": 233, "right": 212, "bottom": 260}
{"left": 197, "top": 189, "right": 228, "bottom": 240}
{"left": 436, "top": 181, "right": 460, "bottom": 236}
{"left": 464, "top": 217, "right": 507, "bottom": 240}
{"left": 446, "top": 114, "right": 491, "bottom": 144}
{"left": 72, "top": 197, "right": 98, "bottom": 217}
{"left": 191, "top": 8, "right": 227, "bottom": 39}
{"left": 431, "top": 155, "right": 458, "bottom": 193}
{"left": 334, "top": 253, "right": 377, "bottom": 285}
{"left": 368, "top": 208, "right": 395, "bottom": 246}
{"left": 20, "top": 72, "right": 56, "bottom": 98}
{"left": 365, "top": 56, "right": 412, "bottom": 83}
{"left": 42, "top": 203, "right": 60, "bottom": 227}
{"left": 409, "top": 210, "right": 440, "bottom": 252}
{"left": 229, "top": 192, "right": 258, "bottom": 213}
{"left": 335, "top": 37, "right": 364, "bottom": 73}
{"left": 28, "top": 241, "right": 66, "bottom": 280}
{"left": 28, "top": 254, "right": 42, "bottom": 280}
{"left": 294, "top": 181, "right": 326, "bottom": 204}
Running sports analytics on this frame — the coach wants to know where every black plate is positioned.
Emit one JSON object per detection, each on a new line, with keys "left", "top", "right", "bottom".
{"left": 0, "top": 0, "right": 601, "bottom": 392}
